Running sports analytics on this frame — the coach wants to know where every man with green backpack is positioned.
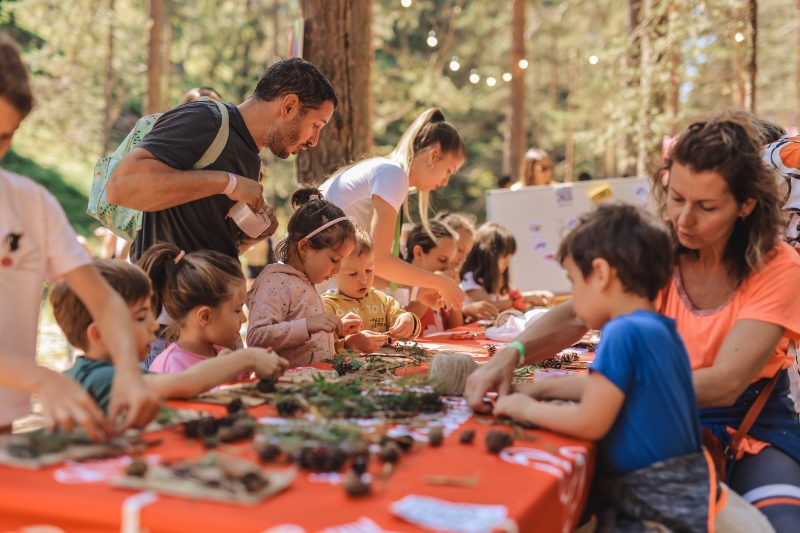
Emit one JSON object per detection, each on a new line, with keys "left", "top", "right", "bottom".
{"left": 105, "top": 57, "right": 337, "bottom": 262}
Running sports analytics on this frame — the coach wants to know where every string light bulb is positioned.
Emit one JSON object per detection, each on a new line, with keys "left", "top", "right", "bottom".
{"left": 502, "top": 72, "right": 512, "bottom": 82}
{"left": 449, "top": 56, "right": 461, "bottom": 72}
{"left": 486, "top": 76, "right": 497, "bottom": 87}
{"left": 518, "top": 58, "right": 529, "bottom": 70}
{"left": 734, "top": 32, "right": 745, "bottom": 43}
{"left": 588, "top": 55, "right": 599, "bottom": 65}
{"left": 426, "top": 31, "right": 438, "bottom": 48}
{"left": 469, "top": 69, "right": 480, "bottom": 84}
{"left": 401, "top": 0, "right": 412, "bottom": 7}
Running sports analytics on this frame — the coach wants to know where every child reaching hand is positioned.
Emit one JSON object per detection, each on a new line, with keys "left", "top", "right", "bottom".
{"left": 493, "top": 204, "right": 742, "bottom": 531}
{"left": 323, "top": 227, "right": 421, "bottom": 353}
{"left": 461, "top": 222, "right": 553, "bottom": 311}
{"left": 53, "top": 260, "right": 287, "bottom": 411}
{"left": 247, "top": 188, "right": 362, "bottom": 366}
{"left": 137, "top": 243, "right": 254, "bottom": 374}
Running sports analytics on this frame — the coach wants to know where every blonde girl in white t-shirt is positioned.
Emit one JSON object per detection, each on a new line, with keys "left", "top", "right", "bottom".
{"left": 320, "top": 108, "right": 467, "bottom": 309}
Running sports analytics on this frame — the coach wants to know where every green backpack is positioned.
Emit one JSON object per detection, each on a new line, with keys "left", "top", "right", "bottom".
{"left": 87, "top": 98, "right": 230, "bottom": 241}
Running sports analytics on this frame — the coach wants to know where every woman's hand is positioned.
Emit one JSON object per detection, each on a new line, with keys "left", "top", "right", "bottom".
{"left": 464, "top": 347, "right": 518, "bottom": 413}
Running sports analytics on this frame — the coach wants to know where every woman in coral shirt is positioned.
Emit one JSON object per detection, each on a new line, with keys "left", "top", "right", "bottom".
{"left": 466, "top": 112, "right": 800, "bottom": 532}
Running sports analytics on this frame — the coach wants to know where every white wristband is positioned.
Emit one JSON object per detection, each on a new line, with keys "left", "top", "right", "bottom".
{"left": 222, "top": 172, "right": 237, "bottom": 196}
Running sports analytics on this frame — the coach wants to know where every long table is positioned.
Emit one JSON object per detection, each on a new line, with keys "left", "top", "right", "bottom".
{"left": 0, "top": 327, "right": 595, "bottom": 533}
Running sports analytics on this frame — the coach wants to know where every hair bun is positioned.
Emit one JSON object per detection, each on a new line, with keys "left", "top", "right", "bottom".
{"left": 290, "top": 186, "right": 324, "bottom": 208}
{"left": 429, "top": 108, "right": 446, "bottom": 123}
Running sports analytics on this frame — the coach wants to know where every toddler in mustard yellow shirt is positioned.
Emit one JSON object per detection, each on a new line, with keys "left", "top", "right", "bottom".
{"left": 323, "top": 227, "right": 421, "bottom": 353}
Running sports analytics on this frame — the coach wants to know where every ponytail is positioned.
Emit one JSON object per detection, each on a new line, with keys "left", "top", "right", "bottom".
{"left": 136, "top": 243, "right": 244, "bottom": 332}
{"left": 390, "top": 108, "right": 465, "bottom": 236}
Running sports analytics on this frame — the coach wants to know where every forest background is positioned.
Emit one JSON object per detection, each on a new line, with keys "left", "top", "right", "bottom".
{"left": 0, "top": 0, "right": 795, "bottom": 236}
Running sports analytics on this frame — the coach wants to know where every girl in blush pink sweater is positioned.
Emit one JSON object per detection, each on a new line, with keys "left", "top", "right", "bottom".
{"left": 246, "top": 187, "right": 362, "bottom": 367}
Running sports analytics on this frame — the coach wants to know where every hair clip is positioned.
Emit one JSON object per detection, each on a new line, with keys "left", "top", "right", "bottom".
{"left": 174, "top": 250, "right": 186, "bottom": 264}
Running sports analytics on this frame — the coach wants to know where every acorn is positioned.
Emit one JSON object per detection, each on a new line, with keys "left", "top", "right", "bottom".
{"left": 378, "top": 442, "right": 401, "bottom": 464}
{"left": 459, "top": 429, "right": 476, "bottom": 445}
{"left": 351, "top": 454, "right": 369, "bottom": 477}
{"left": 126, "top": 458, "right": 148, "bottom": 477}
{"left": 241, "top": 471, "right": 269, "bottom": 493}
{"left": 226, "top": 397, "right": 245, "bottom": 415}
{"left": 485, "top": 430, "right": 513, "bottom": 454}
{"left": 344, "top": 473, "right": 371, "bottom": 497}
{"left": 256, "top": 377, "right": 277, "bottom": 393}
{"left": 256, "top": 442, "right": 282, "bottom": 463}
{"left": 428, "top": 426, "right": 444, "bottom": 447}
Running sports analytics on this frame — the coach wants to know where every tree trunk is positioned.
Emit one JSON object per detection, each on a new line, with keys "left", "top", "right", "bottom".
{"left": 297, "top": 0, "right": 373, "bottom": 185}
{"left": 666, "top": 0, "right": 681, "bottom": 135}
{"left": 565, "top": 52, "right": 577, "bottom": 182}
{"left": 797, "top": 1, "right": 800, "bottom": 120}
{"left": 100, "top": 0, "right": 116, "bottom": 155}
{"left": 745, "top": 0, "right": 757, "bottom": 112}
{"left": 162, "top": 3, "right": 172, "bottom": 107}
{"left": 272, "top": 0, "right": 282, "bottom": 62}
{"left": 635, "top": 0, "right": 652, "bottom": 178}
{"left": 146, "top": 0, "right": 163, "bottom": 114}
{"left": 504, "top": 0, "right": 526, "bottom": 180}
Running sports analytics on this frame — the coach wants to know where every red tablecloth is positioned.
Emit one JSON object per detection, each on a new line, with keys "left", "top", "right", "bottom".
{"left": 0, "top": 327, "right": 595, "bottom": 533}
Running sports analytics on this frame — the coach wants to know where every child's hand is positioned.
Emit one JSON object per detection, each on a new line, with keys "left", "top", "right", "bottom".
{"left": 36, "top": 369, "right": 109, "bottom": 441}
{"left": 524, "top": 290, "right": 555, "bottom": 307}
{"left": 463, "top": 300, "right": 499, "bottom": 321}
{"left": 245, "top": 348, "right": 290, "bottom": 378}
{"left": 493, "top": 393, "right": 537, "bottom": 421}
{"left": 338, "top": 311, "right": 362, "bottom": 337}
{"left": 345, "top": 331, "right": 389, "bottom": 353}
{"left": 307, "top": 312, "right": 342, "bottom": 334}
{"left": 389, "top": 313, "right": 416, "bottom": 339}
{"left": 109, "top": 368, "right": 161, "bottom": 432}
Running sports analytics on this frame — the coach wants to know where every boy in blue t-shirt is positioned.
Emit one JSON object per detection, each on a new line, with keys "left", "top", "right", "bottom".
{"left": 495, "top": 204, "right": 711, "bottom": 530}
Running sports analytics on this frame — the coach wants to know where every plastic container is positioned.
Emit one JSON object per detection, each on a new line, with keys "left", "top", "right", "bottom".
{"left": 227, "top": 201, "right": 269, "bottom": 238}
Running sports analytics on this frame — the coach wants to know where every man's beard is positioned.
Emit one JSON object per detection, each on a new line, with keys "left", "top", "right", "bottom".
{"left": 266, "top": 116, "right": 303, "bottom": 159}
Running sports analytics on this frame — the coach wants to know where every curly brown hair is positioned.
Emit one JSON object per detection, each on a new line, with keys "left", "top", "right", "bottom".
{"left": 653, "top": 110, "right": 784, "bottom": 285}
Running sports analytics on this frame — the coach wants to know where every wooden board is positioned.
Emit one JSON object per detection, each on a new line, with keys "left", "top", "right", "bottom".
{"left": 114, "top": 460, "right": 297, "bottom": 506}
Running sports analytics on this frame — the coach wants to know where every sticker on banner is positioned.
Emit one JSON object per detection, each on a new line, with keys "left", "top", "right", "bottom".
{"left": 531, "top": 239, "right": 547, "bottom": 252}
{"left": 563, "top": 215, "right": 580, "bottom": 232}
{"left": 555, "top": 185, "right": 574, "bottom": 208}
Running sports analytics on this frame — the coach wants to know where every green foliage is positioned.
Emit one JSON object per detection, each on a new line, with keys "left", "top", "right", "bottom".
{"left": 1, "top": 149, "right": 96, "bottom": 235}
{"left": 3, "top": 0, "right": 798, "bottom": 228}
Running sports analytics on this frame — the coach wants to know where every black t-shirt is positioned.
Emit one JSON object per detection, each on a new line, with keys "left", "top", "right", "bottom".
{"left": 130, "top": 100, "right": 261, "bottom": 261}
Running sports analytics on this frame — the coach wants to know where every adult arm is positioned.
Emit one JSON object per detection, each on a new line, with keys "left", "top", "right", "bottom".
{"left": 370, "top": 196, "right": 464, "bottom": 308}
{"left": 146, "top": 348, "right": 288, "bottom": 398}
{"left": 693, "top": 319, "right": 784, "bottom": 408}
{"left": 464, "top": 299, "right": 587, "bottom": 412}
{"left": 108, "top": 147, "right": 265, "bottom": 212}
{"left": 63, "top": 265, "right": 160, "bottom": 430}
